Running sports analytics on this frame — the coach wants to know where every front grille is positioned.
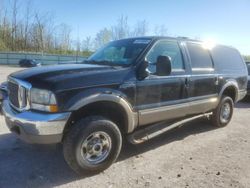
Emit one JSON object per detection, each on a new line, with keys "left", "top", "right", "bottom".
{"left": 8, "top": 81, "right": 20, "bottom": 108}
{"left": 7, "top": 78, "right": 31, "bottom": 110}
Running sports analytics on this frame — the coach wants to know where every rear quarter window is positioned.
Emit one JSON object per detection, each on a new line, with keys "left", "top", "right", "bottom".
{"left": 210, "top": 45, "right": 246, "bottom": 72}
{"left": 246, "top": 63, "right": 250, "bottom": 74}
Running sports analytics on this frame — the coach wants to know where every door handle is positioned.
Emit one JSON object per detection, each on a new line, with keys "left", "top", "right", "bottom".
{"left": 215, "top": 76, "right": 219, "bottom": 85}
{"left": 185, "top": 77, "right": 190, "bottom": 88}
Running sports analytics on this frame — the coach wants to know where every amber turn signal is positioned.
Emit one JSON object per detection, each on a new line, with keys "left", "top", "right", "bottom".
{"left": 49, "top": 105, "right": 59, "bottom": 113}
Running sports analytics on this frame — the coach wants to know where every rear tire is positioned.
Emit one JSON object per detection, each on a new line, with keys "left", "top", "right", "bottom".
{"left": 63, "top": 116, "right": 122, "bottom": 175}
{"left": 211, "top": 96, "right": 234, "bottom": 127}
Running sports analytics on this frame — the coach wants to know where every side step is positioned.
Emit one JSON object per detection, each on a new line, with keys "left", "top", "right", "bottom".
{"left": 127, "top": 112, "right": 212, "bottom": 144}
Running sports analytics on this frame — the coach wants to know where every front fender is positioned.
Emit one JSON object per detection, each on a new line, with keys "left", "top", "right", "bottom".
{"left": 62, "top": 88, "right": 138, "bottom": 133}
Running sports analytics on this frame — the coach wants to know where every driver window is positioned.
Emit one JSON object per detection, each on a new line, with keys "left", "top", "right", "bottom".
{"left": 145, "top": 40, "right": 184, "bottom": 74}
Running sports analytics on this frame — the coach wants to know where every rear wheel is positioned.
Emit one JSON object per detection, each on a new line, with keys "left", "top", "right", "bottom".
{"left": 211, "top": 96, "right": 234, "bottom": 127}
{"left": 63, "top": 116, "right": 122, "bottom": 175}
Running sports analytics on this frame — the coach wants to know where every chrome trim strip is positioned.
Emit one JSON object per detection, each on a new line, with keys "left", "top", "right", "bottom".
{"left": 138, "top": 97, "right": 218, "bottom": 126}
{"left": 7, "top": 77, "right": 32, "bottom": 111}
{"left": 145, "top": 74, "right": 217, "bottom": 80}
{"left": 136, "top": 94, "right": 218, "bottom": 111}
{"left": 192, "top": 68, "right": 215, "bottom": 72}
{"left": 18, "top": 85, "right": 26, "bottom": 108}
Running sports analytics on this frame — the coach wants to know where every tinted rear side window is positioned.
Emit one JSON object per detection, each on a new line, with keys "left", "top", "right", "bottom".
{"left": 246, "top": 63, "right": 250, "bottom": 74}
{"left": 210, "top": 45, "right": 246, "bottom": 72}
{"left": 186, "top": 42, "right": 213, "bottom": 69}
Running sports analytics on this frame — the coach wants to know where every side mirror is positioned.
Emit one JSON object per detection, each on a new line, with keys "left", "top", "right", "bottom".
{"left": 156, "top": 55, "right": 172, "bottom": 76}
{"left": 137, "top": 60, "right": 149, "bottom": 80}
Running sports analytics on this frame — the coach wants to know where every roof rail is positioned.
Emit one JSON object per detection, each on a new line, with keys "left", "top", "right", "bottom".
{"left": 177, "top": 36, "right": 189, "bottom": 39}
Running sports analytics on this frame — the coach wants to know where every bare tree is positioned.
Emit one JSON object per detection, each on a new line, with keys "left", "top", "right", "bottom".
{"left": 0, "top": 0, "right": 7, "bottom": 49}
{"left": 132, "top": 20, "right": 148, "bottom": 37}
{"left": 23, "top": 0, "right": 32, "bottom": 50}
{"left": 31, "top": 11, "right": 56, "bottom": 52}
{"left": 111, "top": 15, "right": 129, "bottom": 40}
{"left": 1, "top": 8, "right": 10, "bottom": 50}
{"left": 0, "top": 0, "right": 3, "bottom": 25}
{"left": 82, "top": 36, "right": 93, "bottom": 51}
{"left": 95, "top": 28, "right": 112, "bottom": 49}
{"left": 0, "top": 3, "right": 173, "bottom": 57}
{"left": 56, "top": 23, "right": 72, "bottom": 52}
{"left": 154, "top": 24, "right": 168, "bottom": 36}
{"left": 11, "top": 0, "right": 19, "bottom": 51}
{"left": 0, "top": 0, "right": 72, "bottom": 53}
{"left": 33, "top": 13, "right": 45, "bottom": 51}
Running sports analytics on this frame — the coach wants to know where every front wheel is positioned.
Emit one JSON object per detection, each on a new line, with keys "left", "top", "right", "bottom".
{"left": 211, "top": 96, "right": 234, "bottom": 127}
{"left": 63, "top": 116, "right": 122, "bottom": 175}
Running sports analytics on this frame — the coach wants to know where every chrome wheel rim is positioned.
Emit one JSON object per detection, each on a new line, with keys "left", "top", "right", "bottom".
{"left": 80, "top": 131, "right": 112, "bottom": 165}
{"left": 220, "top": 102, "right": 231, "bottom": 123}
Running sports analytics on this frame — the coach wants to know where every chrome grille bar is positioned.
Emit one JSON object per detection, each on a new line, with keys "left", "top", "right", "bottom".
{"left": 8, "top": 77, "right": 32, "bottom": 111}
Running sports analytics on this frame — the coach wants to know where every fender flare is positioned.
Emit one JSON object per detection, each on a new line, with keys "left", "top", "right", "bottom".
{"left": 68, "top": 93, "right": 138, "bottom": 133}
{"left": 219, "top": 80, "right": 239, "bottom": 101}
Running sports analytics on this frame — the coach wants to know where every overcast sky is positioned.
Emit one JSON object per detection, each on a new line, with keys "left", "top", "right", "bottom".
{"left": 3, "top": 0, "right": 250, "bottom": 54}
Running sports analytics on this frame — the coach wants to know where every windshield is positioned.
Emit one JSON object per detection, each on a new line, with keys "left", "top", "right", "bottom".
{"left": 247, "top": 63, "right": 250, "bottom": 75}
{"left": 85, "top": 38, "right": 151, "bottom": 66}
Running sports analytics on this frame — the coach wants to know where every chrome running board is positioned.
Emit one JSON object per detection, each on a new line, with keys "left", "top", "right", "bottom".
{"left": 127, "top": 112, "right": 212, "bottom": 144}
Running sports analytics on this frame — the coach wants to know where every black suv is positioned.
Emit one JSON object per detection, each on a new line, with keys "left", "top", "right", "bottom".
{"left": 0, "top": 37, "right": 248, "bottom": 174}
{"left": 246, "top": 61, "right": 250, "bottom": 96}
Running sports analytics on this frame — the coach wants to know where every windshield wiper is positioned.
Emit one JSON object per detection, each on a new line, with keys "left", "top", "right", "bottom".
{"left": 83, "top": 60, "right": 125, "bottom": 67}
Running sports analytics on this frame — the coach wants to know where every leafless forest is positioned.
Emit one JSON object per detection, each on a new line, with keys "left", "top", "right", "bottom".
{"left": 0, "top": 0, "right": 249, "bottom": 60}
{"left": 0, "top": 0, "right": 169, "bottom": 56}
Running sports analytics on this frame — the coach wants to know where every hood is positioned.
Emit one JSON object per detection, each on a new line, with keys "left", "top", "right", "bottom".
{"left": 10, "top": 64, "right": 131, "bottom": 92}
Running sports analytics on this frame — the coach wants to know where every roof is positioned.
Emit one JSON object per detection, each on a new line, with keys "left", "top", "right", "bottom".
{"left": 116, "top": 36, "right": 239, "bottom": 51}
{"left": 119, "top": 36, "right": 201, "bottom": 43}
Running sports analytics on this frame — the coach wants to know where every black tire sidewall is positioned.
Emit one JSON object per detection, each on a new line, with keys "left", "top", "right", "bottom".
{"left": 213, "top": 96, "right": 234, "bottom": 127}
{"left": 63, "top": 116, "right": 122, "bottom": 174}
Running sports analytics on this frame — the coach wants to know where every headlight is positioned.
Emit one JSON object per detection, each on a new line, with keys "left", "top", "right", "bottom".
{"left": 30, "top": 88, "right": 58, "bottom": 112}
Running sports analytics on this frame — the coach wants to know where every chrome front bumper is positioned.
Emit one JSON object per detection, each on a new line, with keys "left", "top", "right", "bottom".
{"left": 237, "top": 90, "right": 248, "bottom": 101}
{"left": 1, "top": 99, "right": 71, "bottom": 144}
{"left": 247, "top": 87, "right": 250, "bottom": 96}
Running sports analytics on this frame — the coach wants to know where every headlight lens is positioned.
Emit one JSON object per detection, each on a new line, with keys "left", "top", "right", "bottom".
{"left": 30, "top": 88, "right": 58, "bottom": 112}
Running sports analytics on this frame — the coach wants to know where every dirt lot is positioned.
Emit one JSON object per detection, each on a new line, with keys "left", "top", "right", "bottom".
{"left": 0, "top": 66, "right": 250, "bottom": 188}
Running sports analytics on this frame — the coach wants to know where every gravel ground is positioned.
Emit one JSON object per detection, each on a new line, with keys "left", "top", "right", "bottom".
{"left": 0, "top": 66, "right": 250, "bottom": 188}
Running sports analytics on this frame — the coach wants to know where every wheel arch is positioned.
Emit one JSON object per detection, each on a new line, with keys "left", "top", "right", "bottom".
{"left": 219, "top": 80, "right": 239, "bottom": 102}
{"left": 65, "top": 94, "right": 138, "bottom": 134}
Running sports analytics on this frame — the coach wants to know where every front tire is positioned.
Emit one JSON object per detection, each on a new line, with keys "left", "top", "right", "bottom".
{"left": 211, "top": 96, "right": 234, "bottom": 127}
{"left": 63, "top": 116, "right": 122, "bottom": 175}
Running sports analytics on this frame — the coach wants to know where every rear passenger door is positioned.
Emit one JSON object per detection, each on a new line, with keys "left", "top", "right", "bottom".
{"left": 185, "top": 42, "right": 218, "bottom": 114}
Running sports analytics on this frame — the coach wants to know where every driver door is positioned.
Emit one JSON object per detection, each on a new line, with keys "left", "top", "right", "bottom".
{"left": 136, "top": 40, "right": 189, "bottom": 126}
